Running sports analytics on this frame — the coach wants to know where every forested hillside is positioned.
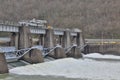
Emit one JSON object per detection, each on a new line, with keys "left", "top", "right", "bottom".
{"left": 0, "top": 0, "right": 120, "bottom": 38}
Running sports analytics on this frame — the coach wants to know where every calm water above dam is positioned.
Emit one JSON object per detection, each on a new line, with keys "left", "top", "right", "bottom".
{"left": 1, "top": 53, "right": 120, "bottom": 80}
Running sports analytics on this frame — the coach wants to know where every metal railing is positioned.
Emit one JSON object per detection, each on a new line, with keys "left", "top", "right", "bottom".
{"left": 78, "top": 44, "right": 88, "bottom": 51}
{"left": 43, "top": 44, "right": 62, "bottom": 57}
{"left": 4, "top": 47, "right": 42, "bottom": 62}
{"left": 65, "top": 44, "right": 77, "bottom": 54}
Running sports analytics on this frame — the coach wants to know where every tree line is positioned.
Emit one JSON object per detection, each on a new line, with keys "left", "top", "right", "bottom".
{"left": 0, "top": 0, "right": 120, "bottom": 38}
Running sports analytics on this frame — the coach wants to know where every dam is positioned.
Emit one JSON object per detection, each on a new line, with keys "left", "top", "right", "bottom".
{"left": 0, "top": 19, "right": 120, "bottom": 74}
{"left": 0, "top": 19, "right": 84, "bottom": 73}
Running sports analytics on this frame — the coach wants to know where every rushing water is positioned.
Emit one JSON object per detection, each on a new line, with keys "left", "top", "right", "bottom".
{"left": 1, "top": 53, "right": 120, "bottom": 80}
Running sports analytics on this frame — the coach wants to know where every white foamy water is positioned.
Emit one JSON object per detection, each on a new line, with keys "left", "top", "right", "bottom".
{"left": 84, "top": 53, "right": 120, "bottom": 60}
{"left": 10, "top": 54, "right": 120, "bottom": 80}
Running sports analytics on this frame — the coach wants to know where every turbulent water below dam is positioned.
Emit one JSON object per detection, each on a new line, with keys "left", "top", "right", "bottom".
{"left": 1, "top": 53, "right": 120, "bottom": 80}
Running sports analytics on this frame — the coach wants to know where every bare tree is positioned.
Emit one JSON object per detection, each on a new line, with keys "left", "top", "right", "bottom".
{"left": 0, "top": 0, "right": 120, "bottom": 38}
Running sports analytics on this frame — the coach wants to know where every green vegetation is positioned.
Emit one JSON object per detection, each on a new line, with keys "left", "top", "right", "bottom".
{"left": 0, "top": 0, "right": 120, "bottom": 38}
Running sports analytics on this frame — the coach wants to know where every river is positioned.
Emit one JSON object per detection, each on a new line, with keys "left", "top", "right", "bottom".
{"left": 0, "top": 74, "right": 82, "bottom": 80}
{"left": 1, "top": 53, "right": 120, "bottom": 80}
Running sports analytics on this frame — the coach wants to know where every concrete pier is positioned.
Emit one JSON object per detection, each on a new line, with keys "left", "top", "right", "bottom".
{"left": 44, "top": 28, "right": 66, "bottom": 58}
{"left": 18, "top": 25, "right": 32, "bottom": 49}
{"left": 0, "top": 53, "right": 8, "bottom": 74}
{"left": 54, "top": 47, "right": 66, "bottom": 59}
{"left": 63, "top": 30, "right": 71, "bottom": 48}
{"left": 71, "top": 46, "right": 82, "bottom": 58}
{"left": 76, "top": 33, "right": 80, "bottom": 46}
{"left": 18, "top": 25, "right": 44, "bottom": 63}
{"left": 22, "top": 49, "right": 44, "bottom": 64}
{"left": 44, "top": 28, "right": 54, "bottom": 48}
{"left": 18, "top": 25, "right": 32, "bottom": 61}
{"left": 44, "top": 28, "right": 55, "bottom": 57}
{"left": 66, "top": 45, "right": 83, "bottom": 58}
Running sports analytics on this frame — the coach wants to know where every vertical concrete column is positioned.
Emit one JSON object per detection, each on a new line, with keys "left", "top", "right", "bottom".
{"left": 63, "top": 29, "right": 71, "bottom": 48}
{"left": 77, "top": 32, "right": 85, "bottom": 47}
{"left": 42, "top": 34, "right": 45, "bottom": 47}
{"left": 39, "top": 34, "right": 44, "bottom": 46}
{"left": 80, "top": 32, "right": 85, "bottom": 46}
{"left": 76, "top": 32, "right": 80, "bottom": 46}
{"left": 18, "top": 25, "right": 31, "bottom": 60}
{"left": 44, "top": 28, "right": 54, "bottom": 48}
{"left": 18, "top": 25, "right": 33, "bottom": 49}
{"left": 59, "top": 35, "right": 62, "bottom": 45}
{"left": 44, "top": 28, "right": 55, "bottom": 57}
{"left": 10, "top": 32, "right": 18, "bottom": 49}
{"left": 0, "top": 53, "right": 8, "bottom": 74}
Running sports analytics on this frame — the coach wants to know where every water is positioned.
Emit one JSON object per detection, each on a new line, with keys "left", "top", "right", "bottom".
{"left": 0, "top": 74, "right": 82, "bottom": 80}
{"left": 1, "top": 53, "right": 120, "bottom": 80}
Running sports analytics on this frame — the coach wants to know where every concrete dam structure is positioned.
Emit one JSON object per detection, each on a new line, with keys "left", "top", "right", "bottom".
{"left": 0, "top": 19, "right": 119, "bottom": 74}
{"left": 0, "top": 19, "right": 84, "bottom": 74}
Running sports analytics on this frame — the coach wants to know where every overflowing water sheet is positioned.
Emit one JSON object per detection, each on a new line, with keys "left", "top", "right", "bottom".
{"left": 84, "top": 53, "right": 120, "bottom": 60}
{"left": 10, "top": 53, "right": 120, "bottom": 80}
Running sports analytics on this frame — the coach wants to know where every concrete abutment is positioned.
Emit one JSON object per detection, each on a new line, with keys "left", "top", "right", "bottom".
{"left": 0, "top": 53, "right": 9, "bottom": 74}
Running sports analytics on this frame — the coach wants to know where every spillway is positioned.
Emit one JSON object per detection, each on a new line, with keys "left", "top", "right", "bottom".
{"left": 9, "top": 54, "right": 120, "bottom": 80}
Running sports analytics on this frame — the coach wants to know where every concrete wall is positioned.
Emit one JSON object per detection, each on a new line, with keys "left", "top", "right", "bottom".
{"left": 0, "top": 53, "right": 8, "bottom": 74}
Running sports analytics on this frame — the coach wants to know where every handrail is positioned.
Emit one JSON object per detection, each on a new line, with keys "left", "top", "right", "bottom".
{"left": 65, "top": 44, "right": 77, "bottom": 54}
{"left": 17, "top": 48, "right": 35, "bottom": 59}
{"left": 14, "top": 47, "right": 38, "bottom": 59}
{"left": 78, "top": 44, "right": 87, "bottom": 51}
{"left": 43, "top": 44, "right": 62, "bottom": 57}
{"left": 4, "top": 47, "right": 43, "bottom": 62}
